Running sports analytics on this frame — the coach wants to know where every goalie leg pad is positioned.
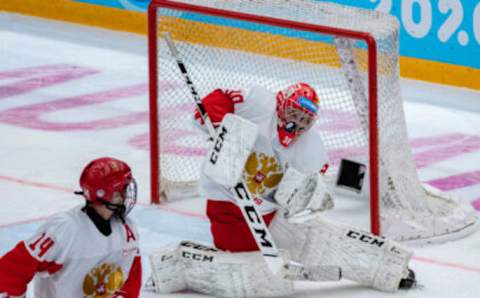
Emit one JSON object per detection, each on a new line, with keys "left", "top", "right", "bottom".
{"left": 268, "top": 215, "right": 341, "bottom": 282}
{"left": 149, "top": 244, "right": 187, "bottom": 293}
{"left": 297, "top": 217, "right": 413, "bottom": 292}
{"left": 150, "top": 241, "right": 294, "bottom": 297}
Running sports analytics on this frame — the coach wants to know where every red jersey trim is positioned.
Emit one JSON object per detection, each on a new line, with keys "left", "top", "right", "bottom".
{"left": 115, "top": 255, "right": 142, "bottom": 298}
{"left": 0, "top": 241, "right": 63, "bottom": 296}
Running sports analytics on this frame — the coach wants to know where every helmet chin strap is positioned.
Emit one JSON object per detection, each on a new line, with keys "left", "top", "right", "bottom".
{"left": 100, "top": 200, "right": 125, "bottom": 213}
{"left": 82, "top": 198, "right": 124, "bottom": 221}
{"left": 99, "top": 200, "right": 126, "bottom": 223}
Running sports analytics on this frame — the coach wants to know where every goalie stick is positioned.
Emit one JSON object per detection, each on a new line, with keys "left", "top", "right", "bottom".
{"left": 163, "top": 32, "right": 340, "bottom": 281}
{"left": 163, "top": 31, "right": 282, "bottom": 274}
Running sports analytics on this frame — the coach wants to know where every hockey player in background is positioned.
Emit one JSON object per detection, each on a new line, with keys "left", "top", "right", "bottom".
{"left": 148, "top": 83, "right": 416, "bottom": 297}
{"left": 0, "top": 157, "right": 141, "bottom": 298}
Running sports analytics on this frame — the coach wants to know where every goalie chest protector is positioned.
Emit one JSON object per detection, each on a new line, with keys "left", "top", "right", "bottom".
{"left": 199, "top": 85, "right": 329, "bottom": 215}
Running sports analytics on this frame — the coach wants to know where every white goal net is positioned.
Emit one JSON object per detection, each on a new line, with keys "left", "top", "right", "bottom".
{"left": 148, "top": 0, "right": 478, "bottom": 242}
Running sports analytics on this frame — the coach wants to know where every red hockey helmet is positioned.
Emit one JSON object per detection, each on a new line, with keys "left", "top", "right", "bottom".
{"left": 79, "top": 157, "right": 137, "bottom": 216}
{"left": 276, "top": 83, "right": 320, "bottom": 147}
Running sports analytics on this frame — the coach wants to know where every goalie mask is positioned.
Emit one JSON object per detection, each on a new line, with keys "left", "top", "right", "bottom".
{"left": 78, "top": 157, "right": 137, "bottom": 217}
{"left": 276, "top": 83, "right": 320, "bottom": 147}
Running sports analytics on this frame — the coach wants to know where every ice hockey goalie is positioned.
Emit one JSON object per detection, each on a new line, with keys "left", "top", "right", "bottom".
{"left": 148, "top": 83, "right": 416, "bottom": 297}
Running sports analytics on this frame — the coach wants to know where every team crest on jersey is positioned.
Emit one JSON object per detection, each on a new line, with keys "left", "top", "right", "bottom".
{"left": 83, "top": 263, "right": 124, "bottom": 297}
{"left": 243, "top": 152, "right": 283, "bottom": 197}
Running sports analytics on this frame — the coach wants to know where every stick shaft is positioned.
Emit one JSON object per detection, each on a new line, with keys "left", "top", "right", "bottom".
{"left": 163, "top": 32, "right": 283, "bottom": 274}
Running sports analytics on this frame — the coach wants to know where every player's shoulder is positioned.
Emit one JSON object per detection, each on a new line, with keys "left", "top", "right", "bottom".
{"left": 299, "top": 128, "right": 323, "bottom": 143}
{"left": 287, "top": 129, "right": 329, "bottom": 173}
{"left": 25, "top": 206, "right": 83, "bottom": 259}
{"left": 44, "top": 205, "right": 79, "bottom": 226}
{"left": 244, "top": 85, "right": 274, "bottom": 103}
{"left": 41, "top": 205, "right": 84, "bottom": 236}
{"left": 235, "top": 85, "right": 276, "bottom": 122}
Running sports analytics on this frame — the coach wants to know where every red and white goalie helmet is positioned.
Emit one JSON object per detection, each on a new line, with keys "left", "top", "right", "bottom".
{"left": 79, "top": 157, "right": 137, "bottom": 216}
{"left": 276, "top": 82, "right": 320, "bottom": 147}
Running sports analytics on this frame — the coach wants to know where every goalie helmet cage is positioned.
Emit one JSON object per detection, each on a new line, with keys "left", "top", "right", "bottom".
{"left": 148, "top": 0, "right": 477, "bottom": 242}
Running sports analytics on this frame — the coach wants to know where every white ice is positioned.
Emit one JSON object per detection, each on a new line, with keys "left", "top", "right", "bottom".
{"left": 0, "top": 13, "right": 479, "bottom": 298}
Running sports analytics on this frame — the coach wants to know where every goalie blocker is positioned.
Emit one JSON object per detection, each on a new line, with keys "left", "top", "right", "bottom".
{"left": 203, "top": 113, "right": 258, "bottom": 188}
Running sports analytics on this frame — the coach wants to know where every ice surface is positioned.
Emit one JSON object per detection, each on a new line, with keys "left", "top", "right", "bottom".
{"left": 0, "top": 13, "right": 479, "bottom": 298}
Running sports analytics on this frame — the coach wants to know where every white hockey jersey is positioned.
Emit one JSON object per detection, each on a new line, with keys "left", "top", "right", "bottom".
{"left": 199, "top": 85, "right": 329, "bottom": 215}
{"left": 0, "top": 205, "right": 141, "bottom": 297}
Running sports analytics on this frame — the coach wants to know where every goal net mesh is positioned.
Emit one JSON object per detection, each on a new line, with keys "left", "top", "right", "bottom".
{"left": 149, "top": 0, "right": 477, "bottom": 242}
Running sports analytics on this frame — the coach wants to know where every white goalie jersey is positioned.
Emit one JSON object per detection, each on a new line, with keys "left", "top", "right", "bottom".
{"left": 198, "top": 85, "right": 330, "bottom": 215}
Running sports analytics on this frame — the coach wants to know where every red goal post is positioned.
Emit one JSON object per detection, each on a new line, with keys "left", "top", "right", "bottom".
{"left": 148, "top": 0, "right": 477, "bottom": 243}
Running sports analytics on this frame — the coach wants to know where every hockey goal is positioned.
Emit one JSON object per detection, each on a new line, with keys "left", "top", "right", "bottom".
{"left": 148, "top": 0, "right": 477, "bottom": 242}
